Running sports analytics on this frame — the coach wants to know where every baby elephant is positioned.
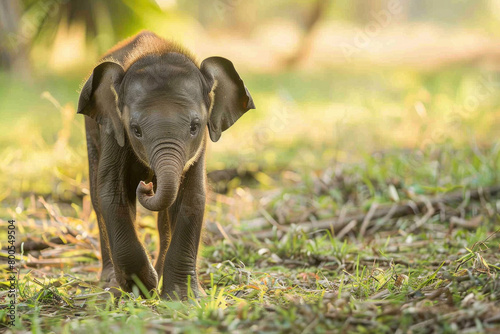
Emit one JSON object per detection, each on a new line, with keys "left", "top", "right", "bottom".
{"left": 77, "top": 31, "right": 254, "bottom": 299}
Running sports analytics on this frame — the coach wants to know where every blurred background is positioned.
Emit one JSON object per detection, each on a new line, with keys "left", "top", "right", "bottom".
{"left": 1, "top": 0, "right": 500, "bottom": 217}
{"left": 3, "top": 2, "right": 500, "bottom": 330}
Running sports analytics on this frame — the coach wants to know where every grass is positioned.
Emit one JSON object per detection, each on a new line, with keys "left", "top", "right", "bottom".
{"left": 1, "top": 64, "right": 500, "bottom": 333}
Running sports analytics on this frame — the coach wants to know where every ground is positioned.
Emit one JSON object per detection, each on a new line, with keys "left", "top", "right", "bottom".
{"left": 1, "top": 64, "right": 500, "bottom": 333}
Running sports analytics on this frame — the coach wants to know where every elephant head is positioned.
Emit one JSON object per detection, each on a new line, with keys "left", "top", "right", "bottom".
{"left": 77, "top": 52, "right": 254, "bottom": 211}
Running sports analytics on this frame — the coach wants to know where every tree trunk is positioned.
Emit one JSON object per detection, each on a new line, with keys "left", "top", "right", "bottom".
{"left": 282, "top": 0, "right": 330, "bottom": 69}
{"left": 0, "top": 0, "right": 31, "bottom": 79}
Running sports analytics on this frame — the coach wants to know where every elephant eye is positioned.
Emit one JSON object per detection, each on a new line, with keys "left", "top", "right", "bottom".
{"left": 190, "top": 121, "right": 200, "bottom": 136}
{"left": 131, "top": 125, "right": 142, "bottom": 138}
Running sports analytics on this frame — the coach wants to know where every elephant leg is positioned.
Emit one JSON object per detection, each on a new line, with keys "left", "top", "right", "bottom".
{"left": 90, "top": 174, "right": 115, "bottom": 283}
{"left": 88, "top": 151, "right": 114, "bottom": 283}
{"left": 161, "top": 157, "right": 206, "bottom": 300}
{"left": 95, "top": 213, "right": 115, "bottom": 282}
{"left": 85, "top": 118, "right": 115, "bottom": 283}
{"left": 154, "top": 209, "right": 175, "bottom": 278}
{"left": 97, "top": 148, "right": 158, "bottom": 295}
{"left": 99, "top": 191, "right": 158, "bottom": 294}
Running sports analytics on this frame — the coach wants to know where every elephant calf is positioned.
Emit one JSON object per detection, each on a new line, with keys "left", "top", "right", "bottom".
{"left": 77, "top": 31, "right": 254, "bottom": 299}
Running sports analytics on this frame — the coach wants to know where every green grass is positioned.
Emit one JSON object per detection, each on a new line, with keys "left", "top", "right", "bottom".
{"left": 1, "top": 64, "right": 500, "bottom": 332}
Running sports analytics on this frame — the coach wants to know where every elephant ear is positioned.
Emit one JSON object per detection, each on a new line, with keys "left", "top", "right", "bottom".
{"left": 77, "top": 61, "right": 126, "bottom": 147}
{"left": 200, "top": 56, "right": 255, "bottom": 142}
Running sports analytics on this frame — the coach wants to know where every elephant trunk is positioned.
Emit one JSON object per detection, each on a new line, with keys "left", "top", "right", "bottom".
{"left": 137, "top": 144, "right": 185, "bottom": 211}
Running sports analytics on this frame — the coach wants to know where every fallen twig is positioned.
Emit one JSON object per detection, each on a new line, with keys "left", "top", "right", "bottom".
{"left": 210, "top": 185, "right": 500, "bottom": 241}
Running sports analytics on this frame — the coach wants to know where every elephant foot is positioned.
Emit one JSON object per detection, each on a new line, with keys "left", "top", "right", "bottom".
{"left": 97, "top": 265, "right": 121, "bottom": 297}
{"left": 114, "top": 263, "right": 158, "bottom": 298}
{"left": 99, "top": 264, "right": 116, "bottom": 283}
{"left": 161, "top": 273, "right": 205, "bottom": 300}
{"left": 98, "top": 278, "right": 124, "bottom": 298}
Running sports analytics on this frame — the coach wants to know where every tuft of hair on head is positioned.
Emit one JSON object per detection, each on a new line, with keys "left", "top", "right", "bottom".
{"left": 122, "top": 32, "right": 198, "bottom": 71}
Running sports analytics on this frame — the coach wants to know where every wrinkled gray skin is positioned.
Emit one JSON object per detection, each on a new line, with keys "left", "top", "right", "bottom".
{"left": 78, "top": 31, "right": 254, "bottom": 299}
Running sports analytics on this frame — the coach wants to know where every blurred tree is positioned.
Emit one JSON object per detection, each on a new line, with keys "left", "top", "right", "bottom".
{"left": 283, "top": 0, "right": 330, "bottom": 69}
{"left": 0, "top": 0, "right": 31, "bottom": 78}
{"left": 26, "top": 0, "right": 162, "bottom": 51}
{"left": 0, "top": 0, "right": 162, "bottom": 74}
{"left": 354, "top": 0, "right": 383, "bottom": 23}
{"left": 192, "top": 0, "right": 258, "bottom": 35}
{"left": 353, "top": 0, "right": 411, "bottom": 23}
